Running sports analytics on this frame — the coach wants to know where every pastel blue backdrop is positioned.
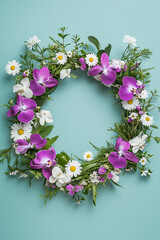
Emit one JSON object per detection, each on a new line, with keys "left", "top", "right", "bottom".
{"left": 0, "top": 0, "right": 160, "bottom": 239}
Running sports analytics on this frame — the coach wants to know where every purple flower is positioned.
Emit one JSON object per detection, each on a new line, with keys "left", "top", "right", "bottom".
{"left": 30, "top": 147, "right": 56, "bottom": 179}
{"left": 7, "top": 95, "right": 37, "bottom": 123}
{"left": 30, "top": 66, "right": 58, "bottom": 96}
{"left": 107, "top": 173, "right": 113, "bottom": 179}
{"left": 128, "top": 118, "right": 133, "bottom": 123}
{"left": 79, "top": 58, "right": 86, "bottom": 70}
{"left": 98, "top": 166, "right": 107, "bottom": 175}
{"left": 68, "top": 189, "right": 75, "bottom": 196}
{"left": 16, "top": 133, "right": 47, "bottom": 154}
{"left": 89, "top": 53, "right": 117, "bottom": 85}
{"left": 66, "top": 184, "right": 74, "bottom": 191}
{"left": 139, "top": 110, "right": 144, "bottom": 115}
{"left": 108, "top": 137, "right": 139, "bottom": 169}
{"left": 119, "top": 76, "right": 139, "bottom": 101}
{"left": 136, "top": 106, "right": 142, "bottom": 110}
{"left": 99, "top": 177, "right": 105, "bottom": 182}
{"left": 75, "top": 185, "right": 84, "bottom": 192}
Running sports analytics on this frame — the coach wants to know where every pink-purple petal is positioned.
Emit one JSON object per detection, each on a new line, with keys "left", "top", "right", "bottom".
{"left": 115, "top": 137, "right": 123, "bottom": 152}
{"left": 119, "top": 85, "right": 134, "bottom": 101}
{"left": 44, "top": 77, "right": 58, "bottom": 88}
{"left": 7, "top": 105, "right": 20, "bottom": 117}
{"left": 89, "top": 65, "right": 103, "bottom": 76}
{"left": 108, "top": 152, "right": 127, "bottom": 168}
{"left": 101, "top": 53, "right": 109, "bottom": 68}
{"left": 36, "top": 150, "right": 54, "bottom": 162}
{"left": 30, "top": 158, "right": 43, "bottom": 169}
{"left": 17, "top": 110, "right": 34, "bottom": 123}
{"left": 42, "top": 167, "right": 52, "bottom": 180}
{"left": 30, "top": 133, "right": 46, "bottom": 149}
{"left": 122, "top": 76, "right": 138, "bottom": 87}
{"left": 23, "top": 98, "right": 37, "bottom": 110}
{"left": 101, "top": 69, "right": 116, "bottom": 85}
{"left": 123, "top": 151, "right": 139, "bottom": 163}
{"left": 30, "top": 80, "right": 45, "bottom": 96}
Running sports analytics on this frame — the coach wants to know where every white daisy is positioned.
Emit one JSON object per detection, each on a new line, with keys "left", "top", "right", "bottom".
{"left": 140, "top": 114, "right": 154, "bottom": 127}
{"left": 5, "top": 60, "right": 21, "bottom": 76}
{"left": 13, "top": 78, "right": 33, "bottom": 98}
{"left": 129, "top": 132, "right": 148, "bottom": 153}
{"left": 89, "top": 171, "right": 99, "bottom": 184}
{"left": 122, "top": 98, "right": 139, "bottom": 110}
{"left": 23, "top": 69, "right": 30, "bottom": 77}
{"left": 83, "top": 151, "right": 93, "bottom": 161}
{"left": 137, "top": 90, "right": 148, "bottom": 99}
{"left": 26, "top": 35, "right": 40, "bottom": 50}
{"left": 129, "top": 112, "right": 138, "bottom": 120}
{"left": 67, "top": 51, "right": 72, "bottom": 58}
{"left": 56, "top": 52, "right": 67, "bottom": 65}
{"left": 140, "top": 157, "right": 147, "bottom": 165}
{"left": 11, "top": 123, "right": 32, "bottom": 141}
{"left": 85, "top": 54, "right": 98, "bottom": 67}
{"left": 65, "top": 160, "right": 82, "bottom": 177}
{"left": 49, "top": 166, "right": 71, "bottom": 187}
{"left": 36, "top": 110, "right": 53, "bottom": 126}
{"left": 60, "top": 69, "right": 71, "bottom": 79}
{"left": 123, "top": 35, "right": 136, "bottom": 46}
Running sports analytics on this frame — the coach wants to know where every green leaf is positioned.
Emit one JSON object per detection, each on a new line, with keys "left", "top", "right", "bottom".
{"left": 82, "top": 163, "right": 97, "bottom": 171}
{"left": 153, "top": 136, "right": 160, "bottom": 143}
{"left": 92, "top": 185, "right": 97, "bottom": 206}
{"left": 44, "top": 136, "right": 59, "bottom": 149}
{"left": 29, "top": 170, "right": 43, "bottom": 179}
{"left": 0, "top": 147, "right": 11, "bottom": 156}
{"left": 88, "top": 36, "right": 100, "bottom": 51}
{"left": 36, "top": 125, "right": 54, "bottom": 138}
{"left": 56, "top": 151, "right": 70, "bottom": 167}
{"left": 150, "top": 125, "right": 158, "bottom": 129}
{"left": 105, "top": 44, "right": 112, "bottom": 56}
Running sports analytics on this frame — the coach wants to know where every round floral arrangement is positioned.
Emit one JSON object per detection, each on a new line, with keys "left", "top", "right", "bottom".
{"left": 1, "top": 28, "right": 160, "bottom": 205}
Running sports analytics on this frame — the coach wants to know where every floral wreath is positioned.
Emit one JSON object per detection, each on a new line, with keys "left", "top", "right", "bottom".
{"left": 1, "top": 27, "right": 160, "bottom": 205}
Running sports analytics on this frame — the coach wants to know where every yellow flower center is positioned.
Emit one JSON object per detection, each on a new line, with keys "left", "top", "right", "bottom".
{"left": 127, "top": 100, "right": 133, "bottom": 105}
{"left": 18, "top": 129, "right": 24, "bottom": 135}
{"left": 142, "top": 160, "right": 145, "bottom": 162}
{"left": 146, "top": 117, "right": 150, "bottom": 121}
{"left": 58, "top": 55, "right": 63, "bottom": 60}
{"left": 10, "top": 65, "right": 15, "bottom": 70}
{"left": 89, "top": 57, "right": 94, "bottom": 62}
{"left": 70, "top": 166, "right": 76, "bottom": 172}
{"left": 86, "top": 154, "right": 91, "bottom": 158}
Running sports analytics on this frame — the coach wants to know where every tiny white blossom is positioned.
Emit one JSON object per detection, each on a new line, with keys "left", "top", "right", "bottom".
{"left": 60, "top": 69, "right": 71, "bottom": 79}
{"left": 140, "top": 157, "right": 147, "bottom": 165}
{"left": 26, "top": 36, "right": 40, "bottom": 50}
{"left": 123, "top": 35, "right": 136, "bottom": 46}
{"left": 129, "top": 132, "right": 148, "bottom": 153}
{"left": 36, "top": 110, "right": 53, "bottom": 126}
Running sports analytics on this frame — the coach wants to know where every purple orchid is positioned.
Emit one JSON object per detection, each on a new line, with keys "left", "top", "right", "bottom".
{"left": 30, "top": 147, "right": 56, "bottom": 179}
{"left": 30, "top": 66, "right": 58, "bottom": 96}
{"left": 79, "top": 58, "right": 86, "bottom": 70}
{"left": 7, "top": 95, "right": 37, "bottom": 123}
{"left": 119, "top": 76, "right": 139, "bottom": 101}
{"left": 16, "top": 133, "right": 47, "bottom": 154}
{"left": 89, "top": 53, "right": 117, "bottom": 85}
{"left": 108, "top": 137, "right": 139, "bottom": 169}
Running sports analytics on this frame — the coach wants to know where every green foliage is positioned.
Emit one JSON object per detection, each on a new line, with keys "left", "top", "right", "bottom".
{"left": 56, "top": 151, "right": 70, "bottom": 167}
{"left": 88, "top": 36, "right": 101, "bottom": 51}
{"left": 44, "top": 136, "right": 59, "bottom": 149}
{"left": 35, "top": 125, "right": 54, "bottom": 138}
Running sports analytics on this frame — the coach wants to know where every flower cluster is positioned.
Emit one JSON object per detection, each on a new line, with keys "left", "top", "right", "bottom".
{"left": 1, "top": 28, "right": 159, "bottom": 206}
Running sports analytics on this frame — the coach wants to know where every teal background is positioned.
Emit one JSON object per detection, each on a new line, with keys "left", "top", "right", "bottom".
{"left": 0, "top": 0, "right": 160, "bottom": 239}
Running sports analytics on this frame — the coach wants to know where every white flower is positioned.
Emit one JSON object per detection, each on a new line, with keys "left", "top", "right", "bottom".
{"left": 140, "top": 157, "right": 147, "bottom": 165}
{"left": 65, "top": 160, "right": 82, "bottom": 177}
{"left": 56, "top": 52, "right": 67, "bottom": 65}
{"left": 11, "top": 123, "right": 32, "bottom": 141}
{"left": 5, "top": 60, "right": 21, "bottom": 76}
{"left": 67, "top": 51, "right": 72, "bottom": 58}
{"left": 89, "top": 171, "right": 99, "bottom": 184}
{"left": 125, "top": 167, "right": 133, "bottom": 172}
{"left": 13, "top": 78, "right": 33, "bottom": 98}
{"left": 85, "top": 54, "right": 98, "bottom": 67}
{"left": 109, "top": 59, "right": 125, "bottom": 69}
{"left": 137, "top": 80, "right": 143, "bottom": 86}
{"left": 140, "top": 114, "right": 154, "bottom": 127}
{"left": 111, "top": 171, "right": 120, "bottom": 183}
{"left": 60, "top": 69, "right": 71, "bottom": 79}
{"left": 93, "top": 74, "right": 102, "bottom": 81}
{"left": 81, "top": 180, "right": 87, "bottom": 186}
{"left": 49, "top": 166, "right": 71, "bottom": 187}
{"left": 113, "top": 168, "right": 121, "bottom": 175}
{"left": 19, "top": 173, "right": 28, "bottom": 179}
{"left": 129, "top": 132, "right": 148, "bottom": 153}
{"left": 137, "top": 90, "right": 148, "bottom": 99}
{"left": 122, "top": 98, "right": 139, "bottom": 110}
{"left": 141, "top": 170, "right": 148, "bottom": 177}
{"left": 129, "top": 112, "right": 138, "bottom": 120}
{"left": 83, "top": 151, "right": 93, "bottom": 161}
{"left": 123, "top": 35, "right": 136, "bottom": 46}
{"left": 26, "top": 35, "right": 40, "bottom": 50}
{"left": 9, "top": 170, "right": 19, "bottom": 175}
{"left": 36, "top": 110, "right": 53, "bottom": 126}
{"left": 23, "top": 69, "right": 30, "bottom": 77}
